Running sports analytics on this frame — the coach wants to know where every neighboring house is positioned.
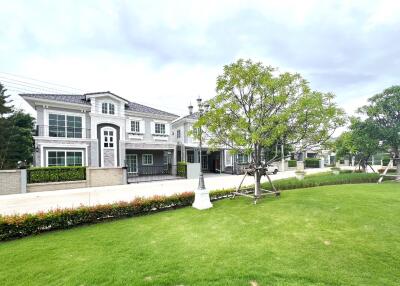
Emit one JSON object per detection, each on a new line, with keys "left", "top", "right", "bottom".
{"left": 171, "top": 107, "right": 250, "bottom": 174}
{"left": 21, "top": 92, "right": 179, "bottom": 179}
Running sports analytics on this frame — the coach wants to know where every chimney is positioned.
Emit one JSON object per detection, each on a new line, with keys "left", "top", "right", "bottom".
{"left": 188, "top": 104, "right": 193, "bottom": 115}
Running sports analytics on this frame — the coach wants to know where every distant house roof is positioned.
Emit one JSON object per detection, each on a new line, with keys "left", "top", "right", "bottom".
{"left": 20, "top": 93, "right": 179, "bottom": 117}
{"left": 172, "top": 111, "right": 199, "bottom": 124}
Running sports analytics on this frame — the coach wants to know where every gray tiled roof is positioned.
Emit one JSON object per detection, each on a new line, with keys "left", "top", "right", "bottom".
{"left": 21, "top": 94, "right": 89, "bottom": 105}
{"left": 127, "top": 101, "right": 178, "bottom": 117}
{"left": 20, "top": 93, "right": 178, "bottom": 117}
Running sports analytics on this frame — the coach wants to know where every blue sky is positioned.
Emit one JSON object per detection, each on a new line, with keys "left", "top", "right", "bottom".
{"left": 1, "top": 0, "right": 400, "bottom": 116}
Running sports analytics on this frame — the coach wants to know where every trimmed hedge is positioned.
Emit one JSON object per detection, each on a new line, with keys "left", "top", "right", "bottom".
{"left": 177, "top": 161, "right": 187, "bottom": 178}
{"left": 266, "top": 173, "right": 382, "bottom": 191}
{"left": 0, "top": 172, "right": 391, "bottom": 241}
{"left": 382, "top": 158, "right": 397, "bottom": 166}
{"left": 304, "top": 158, "right": 320, "bottom": 168}
{"left": 288, "top": 160, "right": 297, "bottom": 168}
{"left": 28, "top": 166, "right": 86, "bottom": 183}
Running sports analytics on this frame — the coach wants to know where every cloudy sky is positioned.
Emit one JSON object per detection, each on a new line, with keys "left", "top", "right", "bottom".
{"left": 1, "top": 0, "right": 400, "bottom": 117}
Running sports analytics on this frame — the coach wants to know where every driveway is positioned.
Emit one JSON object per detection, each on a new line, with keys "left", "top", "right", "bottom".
{"left": 0, "top": 168, "right": 332, "bottom": 215}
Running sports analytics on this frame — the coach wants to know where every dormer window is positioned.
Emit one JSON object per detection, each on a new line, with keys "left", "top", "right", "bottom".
{"left": 102, "top": 102, "right": 115, "bottom": 115}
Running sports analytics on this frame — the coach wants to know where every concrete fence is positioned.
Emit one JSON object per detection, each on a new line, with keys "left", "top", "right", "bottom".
{"left": 0, "top": 167, "right": 127, "bottom": 195}
{"left": 0, "top": 169, "right": 27, "bottom": 195}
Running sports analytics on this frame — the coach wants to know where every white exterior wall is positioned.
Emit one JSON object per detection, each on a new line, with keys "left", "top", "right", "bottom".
{"left": 31, "top": 93, "right": 178, "bottom": 168}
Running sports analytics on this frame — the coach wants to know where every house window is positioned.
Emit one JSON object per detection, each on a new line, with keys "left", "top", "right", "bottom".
{"left": 66, "top": 152, "right": 83, "bottom": 166}
{"left": 225, "top": 151, "right": 232, "bottom": 166}
{"left": 142, "top": 154, "right": 153, "bottom": 165}
{"left": 131, "top": 121, "right": 140, "bottom": 133}
{"left": 102, "top": 103, "right": 108, "bottom": 114}
{"left": 237, "top": 153, "right": 249, "bottom": 164}
{"left": 49, "top": 114, "right": 82, "bottom": 138}
{"left": 103, "top": 130, "right": 114, "bottom": 148}
{"left": 177, "top": 129, "right": 181, "bottom": 138}
{"left": 102, "top": 102, "right": 115, "bottom": 115}
{"left": 47, "top": 151, "right": 83, "bottom": 166}
{"left": 155, "top": 123, "right": 165, "bottom": 134}
{"left": 187, "top": 153, "right": 194, "bottom": 163}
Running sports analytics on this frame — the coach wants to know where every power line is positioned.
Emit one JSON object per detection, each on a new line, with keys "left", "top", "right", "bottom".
{"left": 0, "top": 77, "right": 70, "bottom": 94}
{"left": 0, "top": 71, "right": 87, "bottom": 93}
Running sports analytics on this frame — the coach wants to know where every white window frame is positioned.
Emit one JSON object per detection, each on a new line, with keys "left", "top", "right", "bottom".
{"left": 237, "top": 153, "right": 249, "bottom": 164}
{"left": 126, "top": 154, "right": 138, "bottom": 174}
{"left": 109, "top": 103, "right": 115, "bottom": 115}
{"left": 131, "top": 120, "right": 140, "bottom": 133}
{"left": 48, "top": 112, "right": 84, "bottom": 139}
{"left": 225, "top": 150, "right": 233, "bottom": 166}
{"left": 176, "top": 129, "right": 181, "bottom": 138}
{"left": 142, "top": 154, "right": 153, "bottom": 166}
{"left": 102, "top": 129, "right": 115, "bottom": 149}
{"left": 46, "top": 149, "right": 84, "bottom": 167}
{"left": 101, "top": 102, "right": 116, "bottom": 115}
{"left": 155, "top": 123, "right": 166, "bottom": 134}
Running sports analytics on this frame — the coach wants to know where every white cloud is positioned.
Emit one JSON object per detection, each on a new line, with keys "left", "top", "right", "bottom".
{"left": 1, "top": 0, "right": 399, "bottom": 122}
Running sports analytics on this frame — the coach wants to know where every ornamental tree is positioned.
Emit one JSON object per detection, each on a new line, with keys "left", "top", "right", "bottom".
{"left": 342, "top": 117, "right": 381, "bottom": 172}
{"left": 359, "top": 86, "right": 400, "bottom": 175}
{"left": 197, "top": 59, "right": 346, "bottom": 196}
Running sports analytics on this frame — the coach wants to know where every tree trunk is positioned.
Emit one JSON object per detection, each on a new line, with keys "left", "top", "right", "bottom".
{"left": 254, "top": 169, "right": 262, "bottom": 197}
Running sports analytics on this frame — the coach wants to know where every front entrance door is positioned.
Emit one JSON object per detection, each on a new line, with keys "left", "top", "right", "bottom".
{"left": 101, "top": 126, "right": 117, "bottom": 167}
{"left": 126, "top": 154, "right": 138, "bottom": 174}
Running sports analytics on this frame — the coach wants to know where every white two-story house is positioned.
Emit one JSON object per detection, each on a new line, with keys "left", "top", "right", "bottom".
{"left": 22, "top": 92, "right": 179, "bottom": 180}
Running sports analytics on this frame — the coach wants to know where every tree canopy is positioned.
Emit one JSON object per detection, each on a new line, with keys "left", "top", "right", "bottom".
{"left": 358, "top": 85, "right": 400, "bottom": 158}
{"left": 0, "top": 83, "right": 13, "bottom": 117}
{"left": 198, "top": 59, "right": 346, "bottom": 195}
{"left": 0, "top": 83, "right": 34, "bottom": 169}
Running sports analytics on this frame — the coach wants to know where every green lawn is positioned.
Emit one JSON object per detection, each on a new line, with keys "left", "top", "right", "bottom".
{"left": 1, "top": 183, "right": 399, "bottom": 285}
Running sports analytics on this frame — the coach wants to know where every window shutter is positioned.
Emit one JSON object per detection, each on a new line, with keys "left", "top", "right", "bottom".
{"left": 150, "top": 122, "right": 155, "bottom": 134}
{"left": 140, "top": 120, "right": 145, "bottom": 134}
{"left": 126, "top": 119, "right": 131, "bottom": 133}
{"left": 165, "top": 124, "right": 170, "bottom": 135}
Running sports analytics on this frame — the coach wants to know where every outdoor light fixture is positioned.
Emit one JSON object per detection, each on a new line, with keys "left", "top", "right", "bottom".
{"left": 192, "top": 96, "right": 213, "bottom": 210}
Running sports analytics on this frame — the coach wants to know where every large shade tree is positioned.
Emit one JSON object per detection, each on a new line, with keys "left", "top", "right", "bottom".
{"left": 359, "top": 86, "right": 400, "bottom": 176}
{"left": 197, "top": 59, "right": 346, "bottom": 196}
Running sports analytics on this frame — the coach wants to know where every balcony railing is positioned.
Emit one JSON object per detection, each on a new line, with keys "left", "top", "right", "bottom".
{"left": 34, "top": 125, "right": 91, "bottom": 139}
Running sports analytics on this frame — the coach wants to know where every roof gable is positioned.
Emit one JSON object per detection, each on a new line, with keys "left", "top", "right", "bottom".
{"left": 84, "top": 91, "right": 128, "bottom": 104}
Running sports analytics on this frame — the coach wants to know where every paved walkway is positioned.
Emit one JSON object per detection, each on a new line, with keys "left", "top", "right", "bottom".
{"left": 0, "top": 168, "right": 332, "bottom": 215}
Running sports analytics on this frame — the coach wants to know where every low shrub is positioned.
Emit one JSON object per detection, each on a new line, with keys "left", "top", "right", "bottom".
{"left": 382, "top": 158, "right": 397, "bottom": 166}
{"left": 304, "top": 158, "right": 320, "bottom": 168}
{"left": 264, "top": 172, "right": 382, "bottom": 191}
{"left": 177, "top": 162, "right": 187, "bottom": 177}
{"left": 28, "top": 166, "right": 86, "bottom": 183}
{"left": 288, "top": 160, "right": 297, "bottom": 168}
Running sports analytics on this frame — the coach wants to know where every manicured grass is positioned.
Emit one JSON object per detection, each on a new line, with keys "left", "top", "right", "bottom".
{"left": 1, "top": 183, "right": 399, "bottom": 285}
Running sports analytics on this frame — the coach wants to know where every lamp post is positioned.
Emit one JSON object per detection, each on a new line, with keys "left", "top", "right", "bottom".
{"left": 192, "top": 96, "right": 213, "bottom": 210}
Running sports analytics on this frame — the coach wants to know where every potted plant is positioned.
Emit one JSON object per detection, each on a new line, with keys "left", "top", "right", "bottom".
{"left": 331, "top": 167, "right": 340, "bottom": 175}
{"left": 295, "top": 170, "right": 306, "bottom": 180}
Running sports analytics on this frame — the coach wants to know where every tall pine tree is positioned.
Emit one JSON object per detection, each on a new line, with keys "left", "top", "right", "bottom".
{"left": 0, "top": 83, "right": 13, "bottom": 117}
